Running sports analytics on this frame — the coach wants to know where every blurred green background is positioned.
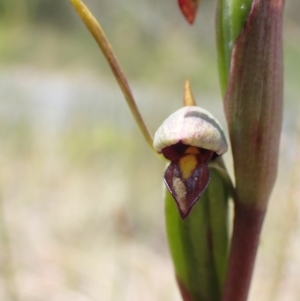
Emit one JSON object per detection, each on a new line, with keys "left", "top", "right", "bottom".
{"left": 0, "top": 0, "right": 299, "bottom": 300}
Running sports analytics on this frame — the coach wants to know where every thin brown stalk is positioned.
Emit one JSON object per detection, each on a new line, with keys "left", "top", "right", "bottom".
{"left": 70, "top": 0, "right": 154, "bottom": 150}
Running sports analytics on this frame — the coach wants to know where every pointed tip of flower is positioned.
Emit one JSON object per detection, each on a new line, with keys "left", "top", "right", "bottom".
{"left": 183, "top": 79, "right": 196, "bottom": 106}
{"left": 178, "top": 206, "right": 192, "bottom": 219}
{"left": 178, "top": 0, "right": 200, "bottom": 24}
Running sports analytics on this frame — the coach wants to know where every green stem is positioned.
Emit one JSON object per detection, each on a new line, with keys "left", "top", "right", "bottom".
{"left": 217, "top": 0, "right": 285, "bottom": 300}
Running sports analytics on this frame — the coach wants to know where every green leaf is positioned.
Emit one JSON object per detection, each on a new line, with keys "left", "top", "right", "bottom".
{"left": 216, "top": 0, "right": 253, "bottom": 95}
{"left": 165, "top": 163, "right": 230, "bottom": 300}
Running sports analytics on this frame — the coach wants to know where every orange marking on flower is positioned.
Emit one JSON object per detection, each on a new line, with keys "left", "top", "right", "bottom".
{"left": 179, "top": 154, "right": 198, "bottom": 180}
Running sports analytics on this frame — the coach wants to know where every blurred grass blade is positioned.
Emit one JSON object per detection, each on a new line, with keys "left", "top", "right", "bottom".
{"left": 70, "top": 0, "right": 154, "bottom": 150}
{"left": 165, "top": 160, "right": 231, "bottom": 300}
{"left": 0, "top": 192, "right": 19, "bottom": 301}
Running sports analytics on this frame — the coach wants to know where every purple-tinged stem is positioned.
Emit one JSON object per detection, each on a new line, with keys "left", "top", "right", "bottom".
{"left": 222, "top": 203, "right": 266, "bottom": 301}
{"left": 222, "top": 0, "right": 285, "bottom": 298}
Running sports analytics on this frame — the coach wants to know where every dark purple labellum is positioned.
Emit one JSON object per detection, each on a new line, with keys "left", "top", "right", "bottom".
{"left": 164, "top": 157, "right": 210, "bottom": 219}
